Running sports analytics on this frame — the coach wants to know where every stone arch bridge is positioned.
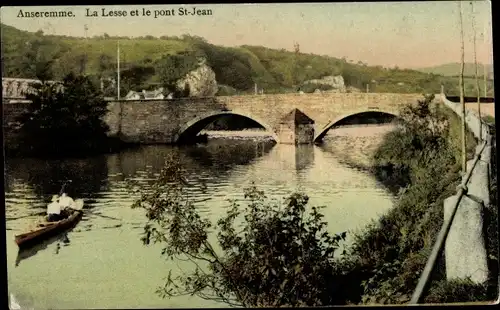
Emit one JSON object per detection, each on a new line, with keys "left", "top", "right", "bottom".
{"left": 99, "top": 92, "right": 425, "bottom": 144}
{"left": 3, "top": 92, "right": 426, "bottom": 144}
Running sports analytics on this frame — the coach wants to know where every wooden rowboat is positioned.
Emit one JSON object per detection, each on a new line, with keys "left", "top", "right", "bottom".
{"left": 15, "top": 210, "right": 83, "bottom": 248}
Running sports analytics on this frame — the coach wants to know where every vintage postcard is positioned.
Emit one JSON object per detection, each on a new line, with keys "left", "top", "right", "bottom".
{"left": 2, "top": 2, "right": 497, "bottom": 308}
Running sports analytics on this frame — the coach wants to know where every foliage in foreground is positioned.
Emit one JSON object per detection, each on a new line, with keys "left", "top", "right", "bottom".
{"left": 131, "top": 156, "right": 352, "bottom": 307}
{"left": 424, "top": 279, "right": 489, "bottom": 303}
{"left": 13, "top": 73, "right": 111, "bottom": 157}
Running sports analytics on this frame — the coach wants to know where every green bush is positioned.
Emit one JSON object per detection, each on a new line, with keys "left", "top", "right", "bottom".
{"left": 131, "top": 157, "right": 352, "bottom": 307}
{"left": 423, "top": 279, "right": 488, "bottom": 303}
{"left": 482, "top": 115, "right": 495, "bottom": 126}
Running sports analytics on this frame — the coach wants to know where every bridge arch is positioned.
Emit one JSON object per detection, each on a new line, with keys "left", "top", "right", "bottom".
{"left": 314, "top": 109, "right": 399, "bottom": 143}
{"left": 175, "top": 110, "right": 280, "bottom": 144}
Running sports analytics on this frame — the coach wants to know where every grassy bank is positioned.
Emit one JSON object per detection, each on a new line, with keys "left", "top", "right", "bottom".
{"left": 338, "top": 96, "right": 498, "bottom": 304}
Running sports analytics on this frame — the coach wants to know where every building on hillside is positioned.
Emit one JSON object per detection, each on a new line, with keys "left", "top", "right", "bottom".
{"left": 124, "top": 91, "right": 141, "bottom": 100}
{"left": 278, "top": 108, "right": 315, "bottom": 145}
{"left": 124, "top": 88, "right": 164, "bottom": 100}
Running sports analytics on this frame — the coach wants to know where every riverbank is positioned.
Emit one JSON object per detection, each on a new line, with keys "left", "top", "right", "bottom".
{"left": 337, "top": 100, "right": 498, "bottom": 304}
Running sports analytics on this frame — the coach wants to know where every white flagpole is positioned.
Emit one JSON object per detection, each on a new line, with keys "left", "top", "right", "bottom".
{"left": 483, "top": 20, "right": 488, "bottom": 97}
{"left": 117, "top": 41, "right": 121, "bottom": 100}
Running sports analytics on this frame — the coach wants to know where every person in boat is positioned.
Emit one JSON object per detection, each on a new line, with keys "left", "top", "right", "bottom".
{"left": 59, "top": 193, "right": 75, "bottom": 209}
{"left": 58, "top": 193, "right": 77, "bottom": 217}
{"left": 46, "top": 193, "right": 76, "bottom": 222}
{"left": 46, "top": 195, "right": 64, "bottom": 222}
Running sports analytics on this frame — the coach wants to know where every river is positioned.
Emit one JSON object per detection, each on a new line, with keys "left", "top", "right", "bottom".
{"left": 5, "top": 125, "right": 395, "bottom": 309}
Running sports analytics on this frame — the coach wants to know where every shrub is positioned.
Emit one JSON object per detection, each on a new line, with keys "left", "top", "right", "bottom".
{"left": 131, "top": 155, "right": 352, "bottom": 307}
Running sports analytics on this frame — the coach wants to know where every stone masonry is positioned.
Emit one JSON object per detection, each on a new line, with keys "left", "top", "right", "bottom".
{"left": 278, "top": 109, "right": 315, "bottom": 145}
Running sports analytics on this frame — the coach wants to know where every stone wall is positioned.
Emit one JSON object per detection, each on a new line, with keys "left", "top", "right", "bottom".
{"left": 278, "top": 123, "right": 295, "bottom": 145}
{"left": 295, "top": 124, "right": 315, "bottom": 144}
{"left": 441, "top": 93, "right": 493, "bottom": 284}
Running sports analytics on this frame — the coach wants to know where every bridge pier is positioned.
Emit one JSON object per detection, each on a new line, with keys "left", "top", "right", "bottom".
{"left": 277, "top": 109, "right": 315, "bottom": 145}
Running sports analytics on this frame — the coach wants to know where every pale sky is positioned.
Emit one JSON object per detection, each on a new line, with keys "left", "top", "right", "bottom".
{"left": 0, "top": 1, "right": 494, "bottom": 69}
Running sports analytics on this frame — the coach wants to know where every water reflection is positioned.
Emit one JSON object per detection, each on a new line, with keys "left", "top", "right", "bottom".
{"left": 5, "top": 155, "right": 110, "bottom": 199}
{"left": 277, "top": 144, "right": 315, "bottom": 172}
{"left": 5, "top": 134, "right": 394, "bottom": 309}
{"left": 15, "top": 232, "right": 71, "bottom": 267}
{"left": 105, "top": 139, "right": 275, "bottom": 181}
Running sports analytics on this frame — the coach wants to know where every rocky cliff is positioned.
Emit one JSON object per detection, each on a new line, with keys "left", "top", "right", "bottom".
{"left": 303, "top": 75, "right": 346, "bottom": 92}
{"left": 176, "top": 60, "right": 218, "bottom": 97}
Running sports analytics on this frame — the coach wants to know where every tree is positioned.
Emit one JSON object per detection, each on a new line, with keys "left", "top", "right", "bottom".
{"left": 16, "top": 72, "right": 110, "bottom": 156}
{"left": 21, "top": 37, "right": 58, "bottom": 80}
{"left": 98, "top": 54, "right": 113, "bottom": 77}
{"left": 156, "top": 53, "right": 200, "bottom": 97}
{"left": 294, "top": 42, "right": 300, "bottom": 54}
{"left": 76, "top": 54, "right": 89, "bottom": 75}
{"left": 131, "top": 155, "right": 350, "bottom": 307}
{"left": 120, "top": 65, "right": 156, "bottom": 91}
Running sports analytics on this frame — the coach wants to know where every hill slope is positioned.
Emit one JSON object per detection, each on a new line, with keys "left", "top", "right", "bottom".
{"left": 1, "top": 23, "right": 494, "bottom": 97}
{"left": 416, "top": 62, "right": 494, "bottom": 77}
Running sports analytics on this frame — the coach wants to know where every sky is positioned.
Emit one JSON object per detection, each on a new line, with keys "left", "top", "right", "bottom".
{"left": 0, "top": 1, "right": 494, "bottom": 69}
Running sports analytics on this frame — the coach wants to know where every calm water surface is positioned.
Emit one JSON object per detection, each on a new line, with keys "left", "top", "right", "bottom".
{"left": 5, "top": 127, "right": 395, "bottom": 309}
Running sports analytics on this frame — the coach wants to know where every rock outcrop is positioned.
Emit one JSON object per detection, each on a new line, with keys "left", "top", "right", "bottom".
{"left": 303, "top": 75, "right": 346, "bottom": 92}
{"left": 176, "top": 59, "right": 218, "bottom": 97}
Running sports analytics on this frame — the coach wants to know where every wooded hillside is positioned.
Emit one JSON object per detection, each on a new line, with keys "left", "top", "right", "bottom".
{"left": 1, "top": 23, "right": 494, "bottom": 96}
